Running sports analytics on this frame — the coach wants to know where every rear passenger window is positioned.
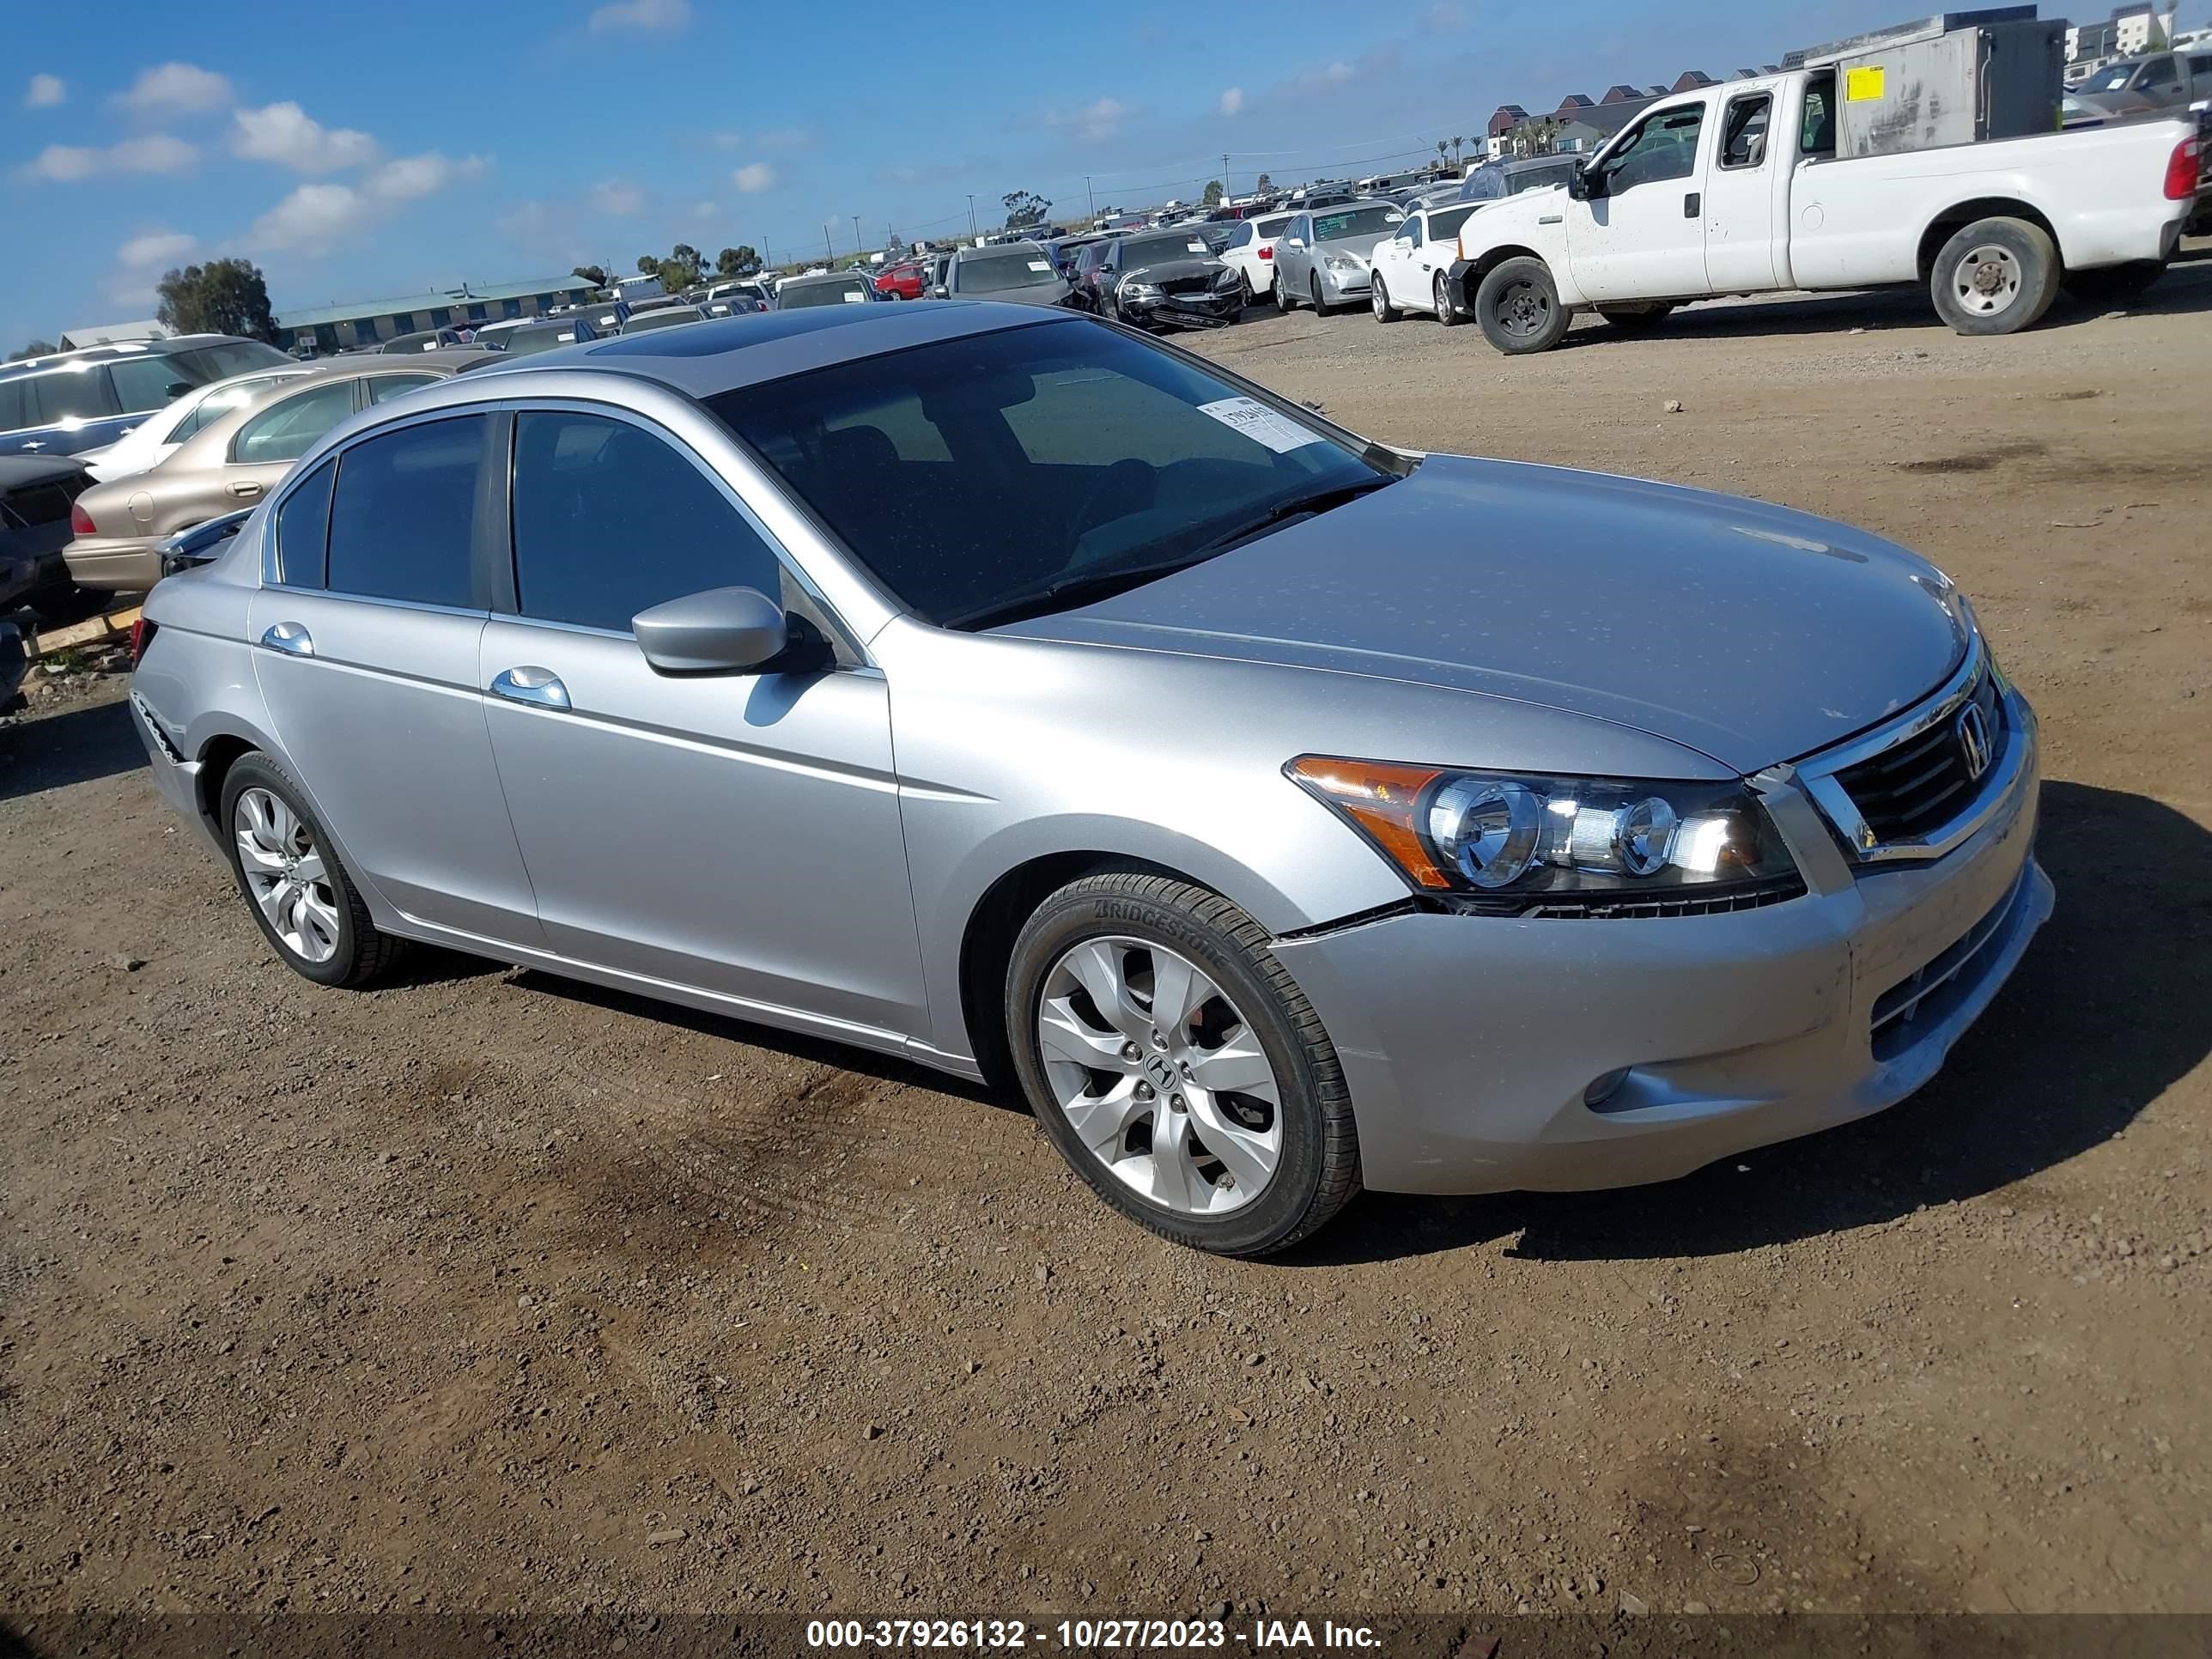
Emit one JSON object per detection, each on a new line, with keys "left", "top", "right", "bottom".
{"left": 33, "top": 369, "right": 119, "bottom": 424}
{"left": 509, "top": 411, "right": 784, "bottom": 634}
{"left": 1722, "top": 94, "right": 1773, "bottom": 168}
{"left": 234, "top": 381, "right": 356, "bottom": 465}
{"left": 326, "top": 416, "right": 487, "bottom": 609}
{"left": 107, "top": 356, "right": 186, "bottom": 412}
{"left": 274, "top": 458, "right": 336, "bottom": 588}
{"left": 0, "top": 380, "right": 28, "bottom": 433}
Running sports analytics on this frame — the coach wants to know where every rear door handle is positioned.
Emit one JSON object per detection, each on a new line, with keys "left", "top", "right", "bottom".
{"left": 1685, "top": 191, "right": 1702, "bottom": 218}
{"left": 490, "top": 665, "right": 572, "bottom": 710}
{"left": 228, "top": 480, "right": 265, "bottom": 501}
{"left": 258, "top": 622, "right": 313, "bottom": 657}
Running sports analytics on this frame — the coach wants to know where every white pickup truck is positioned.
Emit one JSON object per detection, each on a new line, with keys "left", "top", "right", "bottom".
{"left": 1445, "top": 65, "right": 2207, "bottom": 352}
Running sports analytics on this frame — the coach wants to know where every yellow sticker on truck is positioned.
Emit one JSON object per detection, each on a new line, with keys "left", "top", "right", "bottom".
{"left": 1846, "top": 65, "right": 1887, "bottom": 101}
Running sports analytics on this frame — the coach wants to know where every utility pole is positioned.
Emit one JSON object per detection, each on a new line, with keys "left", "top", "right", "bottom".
{"left": 1222, "top": 153, "right": 1231, "bottom": 200}
{"left": 852, "top": 215, "right": 862, "bottom": 255}
{"left": 1085, "top": 175, "right": 1095, "bottom": 219}
{"left": 967, "top": 194, "right": 977, "bottom": 240}
{"left": 823, "top": 224, "right": 834, "bottom": 263}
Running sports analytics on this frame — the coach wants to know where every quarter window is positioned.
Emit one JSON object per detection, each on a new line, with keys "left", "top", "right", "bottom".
{"left": 1802, "top": 71, "right": 1838, "bottom": 155}
{"left": 326, "top": 415, "right": 488, "bottom": 609}
{"left": 1721, "top": 93, "right": 1773, "bottom": 168}
{"left": 274, "top": 457, "right": 337, "bottom": 588}
{"left": 233, "top": 381, "right": 356, "bottom": 465}
{"left": 509, "top": 411, "right": 784, "bottom": 634}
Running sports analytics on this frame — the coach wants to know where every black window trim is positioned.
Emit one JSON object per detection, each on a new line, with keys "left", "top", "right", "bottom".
{"left": 1719, "top": 89, "right": 1775, "bottom": 171}
{"left": 492, "top": 395, "right": 865, "bottom": 668}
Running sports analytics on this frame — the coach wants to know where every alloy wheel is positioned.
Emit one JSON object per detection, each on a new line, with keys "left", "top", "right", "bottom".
{"left": 1035, "top": 936, "right": 1285, "bottom": 1216}
{"left": 1953, "top": 244, "right": 2023, "bottom": 317}
{"left": 234, "top": 787, "right": 341, "bottom": 963}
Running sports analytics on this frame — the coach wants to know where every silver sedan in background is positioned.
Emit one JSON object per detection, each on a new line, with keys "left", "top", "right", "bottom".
{"left": 1272, "top": 201, "right": 1407, "bottom": 314}
{"left": 128, "top": 304, "right": 2049, "bottom": 1256}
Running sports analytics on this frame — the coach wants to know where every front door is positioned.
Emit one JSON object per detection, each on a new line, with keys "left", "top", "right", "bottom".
{"left": 1373, "top": 219, "right": 1419, "bottom": 307}
{"left": 1566, "top": 99, "right": 1712, "bottom": 302}
{"left": 478, "top": 407, "right": 927, "bottom": 1037}
{"left": 1702, "top": 89, "right": 1783, "bottom": 292}
{"left": 250, "top": 413, "right": 544, "bottom": 946}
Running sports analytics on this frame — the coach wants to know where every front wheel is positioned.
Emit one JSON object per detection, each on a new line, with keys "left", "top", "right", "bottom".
{"left": 1006, "top": 871, "right": 1361, "bottom": 1256}
{"left": 1310, "top": 273, "right": 1332, "bottom": 316}
{"left": 1372, "top": 273, "right": 1401, "bottom": 323}
{"left": 1475, "top": 256, "right": 1572, "bottom": 354}
{"left": 220, "top": 753, "right": 407, "bottom": 988}
{"left": 1434, "top": 271, "right": 1463, "bottom": 326}
{"left": 1929, "top": 216, "right": 2060, "bottom": 336}
{"left": 1275, "top": 270, "right": 1297, "bottom": 313}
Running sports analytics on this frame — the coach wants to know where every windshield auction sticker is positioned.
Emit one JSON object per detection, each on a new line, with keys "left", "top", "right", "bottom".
{"left": 1198, "top": 397, "right": 1325, "bottom": 454}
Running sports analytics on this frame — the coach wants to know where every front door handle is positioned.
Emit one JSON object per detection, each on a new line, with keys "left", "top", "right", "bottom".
{"left": 228, "top": 480, "right": 265, "bottom": 500}
{"left": 258, "top": 621, "right": 313, "bottom": 657}
{"left": 1685, "top": 191, "right": 1702, "bottom": 218}
{"left": 490, "top": 665, "right": 572, "bottom": 711}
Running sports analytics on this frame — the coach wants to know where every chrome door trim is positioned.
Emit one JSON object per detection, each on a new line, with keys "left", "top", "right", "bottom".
{"left": 258, "top": 621, "right": 314, "bottom": 656}
{"left": 489, "top": 665, "right": 573, "bottom": 710}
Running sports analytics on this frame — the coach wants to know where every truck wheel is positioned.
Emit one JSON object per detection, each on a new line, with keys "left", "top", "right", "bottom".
{"left": 2060, "top": 261, "right": 2166, "bottom": 307}
{"left": 1371, "top": 274, "right": 1401, "bottom": 323}
{"left": 1596, "top": 301, "right": 1674, "bottom": 333}
{"left": 1930, "top": 218, "right": 2059, "bottom": 337}
{"left": 1475, "top": 258, "right": 1571, "bottom": 354}
{"left": 1433, "top": 272, "right": 1463, "bottom": 326}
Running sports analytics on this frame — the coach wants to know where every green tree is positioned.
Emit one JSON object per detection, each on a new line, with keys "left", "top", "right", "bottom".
{"left": 1255, "top": 172, "right": 1272, "bottom": 192}
{"left": 1511, "top": 117, "right": 1562, "bottom": 158}
{"left": 666, "top": 244, "right": 703, "bottom": 288}
{"left": 715, "top": 246, "right": 760, "bottom": 277}
{"left": 636, "top": 254, "right": 659, "bottom": 276}
{"left": 572, "top": 264, "right": 609, "bottom": 288}
{"left": 1000, "top": 190, "right": 1052, "bottom": 229}
{"left": 155, "top": 258, "right": 278, "bottom": 343}
{"left": 1202, "top": 179, "right": 1224, "bottom": 207}
{"left": 8, "top": 340, "right": 58, "bottom": 362}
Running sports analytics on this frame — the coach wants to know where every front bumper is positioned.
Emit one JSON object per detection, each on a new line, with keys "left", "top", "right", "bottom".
{"left": 1124, "top": 289, "right": 1243, "bottom": 330}
{"left": 1274, "top": 688, "right": 2050, "bottom": 1194}
{"left": 64, "top": 532, "right": 163, "bottom": 593}
{"left": 1316, "top": 263, "right": 1371, "bottom": 302}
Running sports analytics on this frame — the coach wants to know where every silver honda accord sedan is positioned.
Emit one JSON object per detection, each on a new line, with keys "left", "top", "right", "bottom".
{"left": 127, "top": 302, "right": 2051, "bottom": 1256}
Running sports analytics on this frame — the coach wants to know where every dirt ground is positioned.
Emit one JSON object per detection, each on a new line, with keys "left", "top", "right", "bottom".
{"left": 3, "top": 254, "right": 2209, "bottom": 1640}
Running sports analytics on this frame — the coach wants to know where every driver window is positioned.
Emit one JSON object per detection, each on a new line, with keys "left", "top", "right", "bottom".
{"left": 1401, "top": 218, "right": 1423, "bottom": 247}
{"left": 1602, "top": 105, "right": 1705, "bottom": 191}
{"left": 1721, "top": 94, "right": 1772, "bottom": 168}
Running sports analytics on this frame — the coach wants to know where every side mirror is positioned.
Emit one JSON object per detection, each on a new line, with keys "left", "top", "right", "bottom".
{"left": 932, "top": 283, "right": 949, "bottom": 298}
{"left": 1566, "top": 165, "right": 1595, "bottom": 200}
{"left": 166, "top": 380, "right": 194, "bottom": 400}
{"left": 1285, "top": 237, "right": 1306, "bottom": 250}
{"left": 633, "top": 585, "right": 788, "bottom": 675}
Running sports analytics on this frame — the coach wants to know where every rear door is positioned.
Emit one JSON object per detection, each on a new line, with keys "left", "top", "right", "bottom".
{"left": 249, "top": 411, "right": 543, "bottom": 946}
{"left": 224, "top": 378, "right": 363, "bottom": 510}
{"left": 1565, "top": 97, "right": 1714, "bottom": 301}
{"left": 1702, "top": 87, "right": 1783, "bottom": 292}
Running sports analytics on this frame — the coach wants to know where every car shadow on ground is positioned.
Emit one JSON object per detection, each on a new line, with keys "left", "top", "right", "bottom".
{"left": 0, "top": 694, "right": 143, "bottom": 805}
{"left": 1285, "top": 781, "right": 2210, "bottom": 1267}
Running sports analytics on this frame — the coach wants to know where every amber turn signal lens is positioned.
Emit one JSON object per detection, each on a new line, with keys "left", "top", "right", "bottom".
{"left": 1286, "top": 756, "right": 1450, "bottom": 889}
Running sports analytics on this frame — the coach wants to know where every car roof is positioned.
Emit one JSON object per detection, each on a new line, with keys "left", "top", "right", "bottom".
{"left": 475, "top": 301, "right": 1060, "bottom": 397}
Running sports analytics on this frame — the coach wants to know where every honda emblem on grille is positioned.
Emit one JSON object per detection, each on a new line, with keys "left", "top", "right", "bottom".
{"left": 1955, "top": 702, "right": 1992, "bottom": 782}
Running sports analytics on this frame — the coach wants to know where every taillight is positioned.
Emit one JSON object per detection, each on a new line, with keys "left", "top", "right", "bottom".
{"left": 130, "top": 617, "right": 156, "bottom": 665}
{"left": 2164, "top": 137, "right": 2202, "bottom": 201}
{"left": 1258, "top": 246, "right": 1273, "bottom": 260}
{"left": 70, "top": 501, "right": 96, "bottom": 536}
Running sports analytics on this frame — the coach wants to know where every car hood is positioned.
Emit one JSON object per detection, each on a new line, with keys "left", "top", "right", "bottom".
{"left": 996, "top": 454, "right": 1969, "bottom": 773}
{"left": 1317, "top": 231, "right": 1397, "bottom": 260}
{"left": 975, "top": 280, "right": 1074, "bottom": 306}
{"left": 1122, "top": 257, "right": 1228, "bottom": 284}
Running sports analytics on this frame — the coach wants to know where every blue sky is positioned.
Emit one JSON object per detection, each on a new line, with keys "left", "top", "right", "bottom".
{"left": 7, "top": 0, "right": 1923, "bottom": 347}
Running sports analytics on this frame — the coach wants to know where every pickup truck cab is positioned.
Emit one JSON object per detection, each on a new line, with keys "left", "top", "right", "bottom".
{"left": 1447, "top": 67, "right": 2206, "bottom": 353}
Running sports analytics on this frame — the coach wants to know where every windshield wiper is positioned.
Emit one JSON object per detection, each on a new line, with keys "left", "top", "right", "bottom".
{"left": 946, "top": 475, "right": 1399, "bottom": 633}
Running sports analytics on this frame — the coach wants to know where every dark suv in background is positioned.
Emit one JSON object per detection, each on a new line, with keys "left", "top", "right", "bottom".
{"left": 0, "top": 335, "right": 293, "bottom": 459}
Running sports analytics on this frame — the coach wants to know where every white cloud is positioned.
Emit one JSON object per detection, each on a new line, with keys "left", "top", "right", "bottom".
{"left": 691, "top": 199, "right": 720, "bottom": 222}
{"left": 16, "top": 135, "right": 197, "bottom": 182}
{"left": 101, "top": 277, "right": 160, "bottom": 311}
{"left": 1049, "top": 97, "right": 1130, "bottom": 143}
{"left": 588, "top": 0, "right": 691, "bottom": 30}
{"left": 732, "top": 161, "right": 777, "bottom": 194}
{"left": 115, "top": 62, "right": 232, "bottom": 115}
{"left": 1218, "top": 86, "right": 1245, "bottom": 116}
{"left": 1326, "top": 61, "right": 1353, "bottom": 82}
{"left": 249, "top": 152, "right": 486, "bottom": 253}
{"left": 118, "top": 230, "right": 197, "bottom": 268}
{"left": 586, "top": 179, "right": 645, "bottom": 216}
{"left": 231, "top": 102, "right": 379, "bottom": 173}
{"left": 25, "top": 73, "right": 65, "bottom": 109}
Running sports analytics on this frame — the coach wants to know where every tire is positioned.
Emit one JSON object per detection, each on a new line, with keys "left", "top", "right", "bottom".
{"left": 1371, "top": 273, "right": 1401, "bottom": 324}
{"left": 1005, "top": 871, "right": 1361, "bottom": 1257}
{"left": 1929, "top": 216, "right": 2059, "bottom": 337}
{"left": 1474, "top": 256, "right": 1572, "bottom": 354}
{"left": 2060, "top": 260, "right": 2166, "bottom": 307}
{"left": 219, "top": 753, "right": 406, "bottom": 989}
{"left": 1595, "top": 301, "right": 1675, "bottom": 332}
{"left": 1434, "top": 271, "right": 1463, "bottom": 327}
{"left": 1237, "top": 272, "right": 1255, "bottom": 311}
{"left": 1276, "top": 270, "right": 1298, "bottom": 313}
{"left": 1310, "top": 273, "right": 1332, "bottom": 316}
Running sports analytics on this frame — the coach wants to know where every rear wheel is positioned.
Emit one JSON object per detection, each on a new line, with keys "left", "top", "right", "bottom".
{"left": 1372, "top": 273, "right": 1401, "bottom": 323}
{"left": 220, "top": 753, "right": 406, "bottom": 988}
{"left": 1475, "top": 256, "right": 1572, "bottom": 354}
{"left": 1434, "top": 271, "right": 1463, "bottom": 326}
{"left": 1929, "top": 217, "right": 2060, "bottom": 336}
{"left": 1006, "top": 871, "right": 1361, "bottom": 1257}
{"left": 2060, "top": 260, "right": 2166, "bottom": 307}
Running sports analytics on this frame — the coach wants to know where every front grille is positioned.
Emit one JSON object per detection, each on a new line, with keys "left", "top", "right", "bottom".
{"left": 1869, "top": 868, "right": 2027, "bottom": 1060}
{"left": 1158, "top": 275, "right": 1217, "bottom": 295}
{"left": 0, "top": 471, "right": 88, "bottom": 532}
{"left": 1516, "top": 879, "right": 1805, "bottom": 921}
{"left": 1833, "top": 672, "right": 2003, "bottom": 845}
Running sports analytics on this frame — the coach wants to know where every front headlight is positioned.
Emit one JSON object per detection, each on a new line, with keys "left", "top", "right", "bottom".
{"left": 1287, "top": 756, "right": 1802, "bottom": 915}
{"left": 1322, "top": 252, "right": 1360, "bottom": 273}
{"left": 1121, "top": 281, "right": 1162, "bottom": 301}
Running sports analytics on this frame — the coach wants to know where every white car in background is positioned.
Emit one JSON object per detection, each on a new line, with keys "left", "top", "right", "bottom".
{"left": 76, "top": 366, "right": 309, "bottom": 483}
{"left": 1368, "top": 202, "right": 1483, "bottom": 325}
{"left": 1214, "top": 212, "right": 1296, "bottom": 303}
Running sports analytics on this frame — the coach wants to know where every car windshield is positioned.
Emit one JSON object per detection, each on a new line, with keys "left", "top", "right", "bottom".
{"left": 959, "top": 252, "right": 1057, "bottom": 292}
{"left": 501, "top": 328, "right": 581, "bottom": 356}
{"left": 781, "top": 278, "right": 872, "bottom": 308}
{"left": 1119, "top": 233, "right": 1212, "bottom": 266}
{"left": 622, "top": 307, "right": 702, "bottom": 331}
{"left": 2077, "top": 62, "right": 2138, "bottom": 91}
{"left": 1312, "top": 206, "right": 1401, "bottom": 241}
{"left": 168, "top": 341, "right": 294, "bottom": 381}
{"left": 708, "top": 318, "right": 1396, "bottom": 629}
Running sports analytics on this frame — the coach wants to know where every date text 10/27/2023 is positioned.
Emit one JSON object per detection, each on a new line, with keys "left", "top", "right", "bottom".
{"left": 805, "top": 1618, "right": 1383, "bottom": 1650}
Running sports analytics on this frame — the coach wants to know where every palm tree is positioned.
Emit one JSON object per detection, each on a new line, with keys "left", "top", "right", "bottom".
{"left": 1451, "top": 135, "right": 1466, "bottom": 167}
{"left": 1436, "top": 139, "right": 1449, "bottom": 166}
